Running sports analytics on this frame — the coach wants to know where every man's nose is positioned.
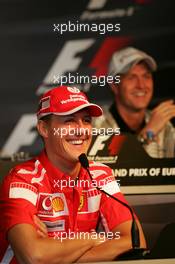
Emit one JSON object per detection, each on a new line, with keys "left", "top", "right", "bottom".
{"left": 137, "top": 77, "right": 145, "bottom": 89}
{"left": 75, "top": 119, "right": 90, "bottom": 136}
{"left": 76, "top": 119, "right": 84, "bottom": 128}
{"left": 75, "top": 119, "right": 85, "bottom": 136}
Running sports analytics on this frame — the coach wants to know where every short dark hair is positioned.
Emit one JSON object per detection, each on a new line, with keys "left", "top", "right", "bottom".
{"left": 137, "top": 60, "right": 153, "bottom": 73}
{"left": 39, "top": 114, "right": 52, "bottom": 123}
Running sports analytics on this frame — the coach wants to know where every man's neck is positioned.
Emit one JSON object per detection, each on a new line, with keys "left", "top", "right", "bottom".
{"left": 116, "top": 103, "right": 146, "bottom": 132}
{"left": 46, "top": 149, "right": 81, "bottom": 180}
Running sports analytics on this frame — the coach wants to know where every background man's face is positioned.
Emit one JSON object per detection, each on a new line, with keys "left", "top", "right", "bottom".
{"left": 116, "top": 62, "right": 153, "bottom": 112}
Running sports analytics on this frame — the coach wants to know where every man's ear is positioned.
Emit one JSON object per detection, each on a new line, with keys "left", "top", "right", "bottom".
{"left": 110, "top": 82, "right": 119, "bottom": 96}
{"left": 37, "top": 120, "right": 49, "bottom": 139}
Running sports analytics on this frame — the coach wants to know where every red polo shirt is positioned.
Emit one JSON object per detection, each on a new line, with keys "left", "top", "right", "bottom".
{"left": 0, "top": 150, "right": 132, "bottom": 263}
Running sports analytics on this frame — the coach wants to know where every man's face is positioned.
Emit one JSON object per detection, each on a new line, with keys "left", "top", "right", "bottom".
{"left": 43, "top": 109, "right": 92, "bottom": 164}
{"left": 115, "top": 62, "right": 153, "bottom": 112}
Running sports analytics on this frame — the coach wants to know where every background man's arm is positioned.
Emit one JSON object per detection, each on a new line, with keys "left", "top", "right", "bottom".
{"left": 140, "top": 100, "right": 175, "bottom": 140}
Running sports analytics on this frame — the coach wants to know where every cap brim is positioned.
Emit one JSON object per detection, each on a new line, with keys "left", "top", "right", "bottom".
{"left": 109, "top": 54, "right": 157, "bottom": 77}
{"left": 131, "top": 56, "right": 157, "bottom": 72}
{"left": 37, "top": 103, "right": 103, "bottom": 119}
{"left": 54, "top": 103, "right": 103, "bottom": 117}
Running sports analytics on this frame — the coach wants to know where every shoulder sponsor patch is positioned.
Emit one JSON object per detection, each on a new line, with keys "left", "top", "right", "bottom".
{"left": 17, "top": 160, "right": 46, "bottom": 186}
{"left": 17, "top": 160, "right": 40, "bottom": 175}
{"left": 31, "top": 168, "right": 46, "bottom": 186}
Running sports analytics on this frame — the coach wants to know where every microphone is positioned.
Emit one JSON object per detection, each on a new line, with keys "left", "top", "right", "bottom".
{"left": 79, "top": 153, "right": 150, "bottom": 260}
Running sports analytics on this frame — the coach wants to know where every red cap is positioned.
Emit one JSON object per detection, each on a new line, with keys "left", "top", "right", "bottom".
{"left": 37, "top": 86, "right": 103, "bottom": 120}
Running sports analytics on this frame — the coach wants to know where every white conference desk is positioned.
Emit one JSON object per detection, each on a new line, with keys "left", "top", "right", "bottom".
{"left": 84, "top": 258, "right": 175, "bottom": 264}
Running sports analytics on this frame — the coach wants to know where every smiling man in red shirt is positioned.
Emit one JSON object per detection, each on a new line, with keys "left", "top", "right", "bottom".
{"left": 0, "top": 85, "right": 146, "bottom": 263}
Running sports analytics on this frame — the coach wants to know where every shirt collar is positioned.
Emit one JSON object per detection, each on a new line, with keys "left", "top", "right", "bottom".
{"left": 37, "top": 149, "right": 87, "bottom": 182}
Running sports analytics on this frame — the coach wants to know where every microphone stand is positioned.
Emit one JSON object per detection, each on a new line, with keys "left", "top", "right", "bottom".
{"left": 79, "top": 153, "right": 150, "bottom": 260}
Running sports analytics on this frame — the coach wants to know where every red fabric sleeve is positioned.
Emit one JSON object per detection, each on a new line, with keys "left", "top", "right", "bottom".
{"left": 100, "top": 191, "right": 133, "bottom": 231}
{"left": 0, "top": 198, "right": 37, "bottom": 234}
{"left": 89, "top": 162, "right": 134, "bottom": 231}
{"left": 0, "top": 168, "right": 38, "bottom": 235}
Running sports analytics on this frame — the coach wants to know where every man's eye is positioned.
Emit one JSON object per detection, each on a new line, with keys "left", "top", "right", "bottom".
{"left": 144, "top": 74, "right": 152, "bottom": 79}
{"left": 127, "top": 75, "right": 135, "bottom": 80}
{"left": 84, "top": 117, "right": 92, "bottom": 123}
{"left": 64, "top": 118, "right": 74, "bottom": 123}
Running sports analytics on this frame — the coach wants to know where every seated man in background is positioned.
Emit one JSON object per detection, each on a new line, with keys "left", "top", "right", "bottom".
{"left": 95, "top": 47, "right": 175, "bottom": 158}
{"left": 0, "top": 86, "right": 146, "bottom": 263}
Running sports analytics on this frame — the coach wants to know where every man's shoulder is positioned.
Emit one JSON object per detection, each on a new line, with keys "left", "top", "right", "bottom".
{"left": 3, "top": 155, "right": 44, "bottom": 184}
{"left": 0, "top": 156, "right": 44, "bottom": 198}
{"left": 11, "top": 156, "right": 39, "bottom": 174}
{"left": 89, "top": 161, "right": 113, "bottom": 179}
